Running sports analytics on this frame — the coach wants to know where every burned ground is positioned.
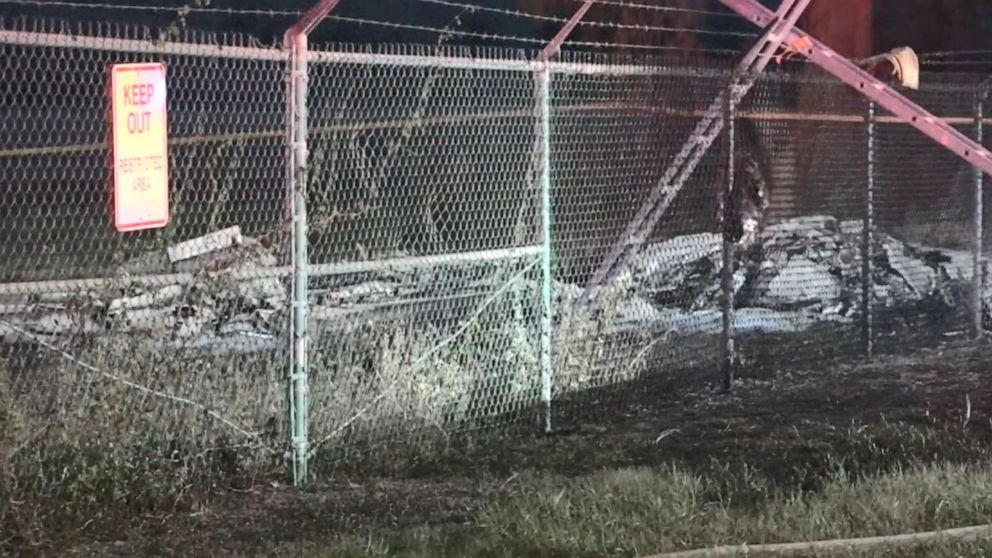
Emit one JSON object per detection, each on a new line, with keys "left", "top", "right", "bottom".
{"left": 18, "top": 332, "right": 992, "bottom": 558}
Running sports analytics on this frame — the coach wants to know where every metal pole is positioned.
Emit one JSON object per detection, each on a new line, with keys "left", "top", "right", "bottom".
{"left": 533, "top": 0, "right": 589, "bottom": 434}
{"left": 862, "top": 101, "right": 875, "bottom": 360}
{"left": 975, "top": 94, "right": 985, "bottom": 338}
{"left": 721, "top": 82, "right": 736, "bottom": 392}
{"left": 283, "top": 0, "right": 341, "bottom": 488}
{"left": 287, "top": 33, "right": 310, "bottom": 486}
{"left": 536, "top": 64, "right": 554, "bottom": 432}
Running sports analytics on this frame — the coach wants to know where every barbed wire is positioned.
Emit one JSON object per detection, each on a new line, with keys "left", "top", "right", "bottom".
{"left": 330, "top": 14, "right": 740, "bottom": 53}
{"left": 408, "top": 0, "right": 755, "bottom": 38}
{"left": 0, "top": 0, "right": 752, "bottom": 47}
{"left": 0, "top": 0, "right": 302, "bottom": 17}
{"left": 560, "top": 0, "right": 741, "bottom": 19}
{"left": 328, "top": 14, "right": 547, "bottom": 45}
{"left": 568, "top": 38, "right": 737, "bottom": 54}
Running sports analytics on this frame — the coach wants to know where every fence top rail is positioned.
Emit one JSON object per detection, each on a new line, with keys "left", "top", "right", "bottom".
{"left": 1, "top": 26, "right": 985, "bottom": 93}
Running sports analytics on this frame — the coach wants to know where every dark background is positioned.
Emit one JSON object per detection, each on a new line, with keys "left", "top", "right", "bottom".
{"left": 2, "top": 1, "right": 992, "bottom": 71}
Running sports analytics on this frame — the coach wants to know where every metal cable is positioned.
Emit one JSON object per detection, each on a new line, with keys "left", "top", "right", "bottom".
{"left": 328, "top": 14, "right": 546, "bottom": 45}
{"left": 331, "top": 14, "right": 741, "bottom": 53}
{"left": 408, "top": 0, "right": 755, "bottom": 38}
{"left": 560, "top": 0, "right": 741, "bottom": 19}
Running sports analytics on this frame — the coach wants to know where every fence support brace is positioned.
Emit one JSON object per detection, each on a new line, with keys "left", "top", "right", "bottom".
{"left": 717, "top": 0, "right": 992, "bottom": 180}
{"left": 576, "top": 0, "right": 809, "bottom": 316}
{"left": 284, "top": 0, "right": 341, "bottom": 488}
{"left": 534, "top": 1, "right": 593, "bottom": 433}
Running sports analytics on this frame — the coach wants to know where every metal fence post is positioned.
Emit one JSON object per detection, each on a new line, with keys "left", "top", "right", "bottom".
{"left": 975, "top": 93, "right": 985, "bottom": 338}
{"left": 282, "top": 0, "right": 341, "bottom": 489}
{"left": 862, "top": 101, "right": 875, "bottom": 360}
{"left": 532, "top": 0, "right": 590, "bottom": 434}
{"left": 286, "top": 33, "right": 310, "bottom": 487}
{"left": 536, "top": 63, "right": 554, "bottom": 432}
{"left": 720, "top": 81, "right": 736, "bottom": 392}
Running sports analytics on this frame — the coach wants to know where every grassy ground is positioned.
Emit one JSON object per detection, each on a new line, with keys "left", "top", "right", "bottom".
{"left": 257, "top": 460, "right": 992, "bottom": 557}
{"left": 18, "top": 336, "right": 990, "bottom": 558}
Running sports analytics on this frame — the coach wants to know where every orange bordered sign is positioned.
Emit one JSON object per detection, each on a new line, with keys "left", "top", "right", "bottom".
{"left": 110, "top": 63, "right": 169, "bottom": 232}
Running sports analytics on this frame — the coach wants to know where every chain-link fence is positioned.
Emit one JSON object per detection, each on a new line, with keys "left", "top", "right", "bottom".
{"left": 1, "top": 16, "right": 990, "bottom": 537}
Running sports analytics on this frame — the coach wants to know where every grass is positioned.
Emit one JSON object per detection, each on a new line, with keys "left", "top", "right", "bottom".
{"left": 245, "top": 461, "right": 992, "bottom": 557}
{"left": 223, "top": 421, "right": 992, "bottom": 558}
{"left": 8, "top": 338, "right": 992, "bottom": 556}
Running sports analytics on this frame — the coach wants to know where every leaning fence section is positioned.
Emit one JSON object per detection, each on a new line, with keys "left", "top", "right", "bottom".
{"left": 1, "top": 17, "right": 991, "bottom": 505}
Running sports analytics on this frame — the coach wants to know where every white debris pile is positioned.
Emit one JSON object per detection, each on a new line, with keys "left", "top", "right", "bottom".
{"left": 0, "top": 226, "right": 287, "bottom": 351}
{"left": 619, "top": 215, "right": 979, "bottom": 322}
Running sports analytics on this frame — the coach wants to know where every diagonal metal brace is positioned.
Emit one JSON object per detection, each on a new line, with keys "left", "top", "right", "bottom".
{"left": 539, "top": 1, "right": 594, "bottom": 62}
{"left": 575, "top": 0, "right": 810, "bottom": 313}
{"left": 718, "top": 0, "right": 992, "bottom": 179}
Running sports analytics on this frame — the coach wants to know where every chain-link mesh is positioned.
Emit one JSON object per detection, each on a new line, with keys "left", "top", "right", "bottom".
{"left": 546, "top": 55, "right": 987, "bottom": 406}
{"left": 730, "top": 70, "right": 869, "bottom": 374}
{"left": 303, "top": 45, "right": 544, "bottom": 465}
{"left": 550, "top": 56, "right": 727, "bottom": 410}
{"left": 2, "top": 13, "right": 991, "bottom": 543}
{"left": 0, "top": 19, "right": 288, "bottom": 535}
{"left": 871, "top": 79, "right": 981, "bottom": 355}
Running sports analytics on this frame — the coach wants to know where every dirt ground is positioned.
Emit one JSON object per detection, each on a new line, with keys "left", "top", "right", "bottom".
{"left": 28, "top": 327, "right": 992, "bottom": 557}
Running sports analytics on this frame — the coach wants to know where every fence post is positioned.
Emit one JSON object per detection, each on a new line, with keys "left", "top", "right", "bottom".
{"left": 286, "top": 33, "right": 310, "bottom": 487}
{"left": 861, "top": 101, "right": 875, "bottom": 360}
{"left": 975, "top": 94, "right": 985, "bottom": 338}
{"left": 282, "top": 0, "right": 341, "bottom": 489}
{"left": 536, "top": 63, "right": 554, "bottom": 432}
{"left": 720, "top": 81, "right": 736, "bottom": 392}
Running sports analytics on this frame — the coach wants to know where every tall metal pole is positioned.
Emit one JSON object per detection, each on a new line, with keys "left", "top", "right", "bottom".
{"left": 283, "top": 0, "right": 341, "bottom": 488}
{"left": 536, "top": 65, "right": 553, "bottom": 432}
{"left": 534, "top": 0, "right": 591, "bottom": 433}
{"left": 286, "top": 33, "right": 310, "bottom": 487}
{"left": 975, "top": 93, "right": 985, "bottom": 338}
{"left": 720, "top": 82, "right": 736, "bottom": 392}
{"left": 862, "top": 101, "right": 875, "bottom": 360}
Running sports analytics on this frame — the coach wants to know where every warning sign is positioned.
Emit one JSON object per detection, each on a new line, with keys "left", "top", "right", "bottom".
{"left": 110, "top": 63, "right": 169, "bottom": 232}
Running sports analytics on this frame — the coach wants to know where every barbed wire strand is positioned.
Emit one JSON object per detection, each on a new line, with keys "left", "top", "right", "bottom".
{"left": 408, "top": 0, "right": 755, "bottom": 38}
{"left": 0, "top": 0, "right": 302, "bottom": 17}
{"left": 330, "top": 14, "right": 739, "bottom": 53}
{"left": 0, "top": 0, "right": 750, "bottom": 50}
{"left": 560, "top": 0, "right": 741, "bottom": 18}
{"left": 0, "top": 317, "right": 276, "bottom": 451}
{"left": 329, "top": 14, "right": 543, "bottom": 45}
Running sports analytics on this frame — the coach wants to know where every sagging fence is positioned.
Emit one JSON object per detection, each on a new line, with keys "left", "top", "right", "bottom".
{"left": 0, "top": 17, "right": 990, "bottom": 498}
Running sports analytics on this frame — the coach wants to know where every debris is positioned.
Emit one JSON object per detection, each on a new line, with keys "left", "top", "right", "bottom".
{"left": 0, "top": 216, "right": 986, "bottom": 354}
{"left": 167, "top": 225, "right": 243, "bottom": 263}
